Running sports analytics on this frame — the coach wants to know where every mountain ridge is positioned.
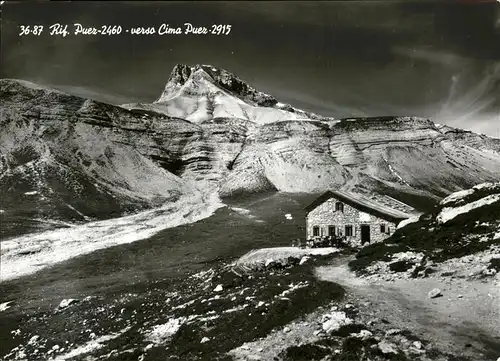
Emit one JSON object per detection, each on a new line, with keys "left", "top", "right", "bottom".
{"left": 1, "top": 67, "right": 500, "bottom": 237}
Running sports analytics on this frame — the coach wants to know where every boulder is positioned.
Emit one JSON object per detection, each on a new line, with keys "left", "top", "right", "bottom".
{"left": 413, "top": 341, "right": 423, "bottom": 349}
{"left": 58, "top": 299, "right": 79, "bottom": 309}
{"left": 378, "top": 341, "right": 398, "bottom": 355}
{"left": 428, "top": 288, "right": 442, "bottom": 299}
{"left": 321, "top": 312, "right": 353, "bottom": 333}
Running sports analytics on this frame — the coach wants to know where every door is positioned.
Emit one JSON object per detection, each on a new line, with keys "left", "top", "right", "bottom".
{"left": 361, "top": 225, "right": 371, "bottom": 244}
{"left": 328, "top": 226, "right": 335, "bottom": 236}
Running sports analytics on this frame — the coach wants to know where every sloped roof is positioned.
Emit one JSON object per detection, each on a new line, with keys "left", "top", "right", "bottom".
{"left": 305, "top": 190, "right": 413, "bottom": 223}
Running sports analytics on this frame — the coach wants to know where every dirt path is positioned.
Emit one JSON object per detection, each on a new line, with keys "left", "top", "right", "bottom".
{"left": 316, "top": 259, "right": 500, "bottom": 360}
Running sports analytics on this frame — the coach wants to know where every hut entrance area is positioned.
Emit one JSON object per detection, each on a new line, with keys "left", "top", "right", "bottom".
{"left": 360, "top": 224, "right": 371, "bottom": 245}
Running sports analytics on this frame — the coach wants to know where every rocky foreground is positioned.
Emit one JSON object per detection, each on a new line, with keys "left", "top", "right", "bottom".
{"left": 0, "top": 252, "right": 346, "bottom": 361}
{"left": 3, "top": 238, "right": 498, "bottom": 361}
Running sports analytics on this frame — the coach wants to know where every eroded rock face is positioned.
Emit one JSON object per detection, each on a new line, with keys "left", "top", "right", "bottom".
{"left": 2, "top": 65, "right": 500, "bottom": 235}
{"left": 1, "top": 80, "right": 188, "bottom": 234}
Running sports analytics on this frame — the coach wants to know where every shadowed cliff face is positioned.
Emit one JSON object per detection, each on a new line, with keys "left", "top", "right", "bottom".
{"left": 1, "top": 65, "right": 500, "bottom": 236}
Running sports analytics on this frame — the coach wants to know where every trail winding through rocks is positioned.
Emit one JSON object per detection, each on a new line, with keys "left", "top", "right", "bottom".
{"left": 315, "top": 258, "right": 500, "bottom": 360}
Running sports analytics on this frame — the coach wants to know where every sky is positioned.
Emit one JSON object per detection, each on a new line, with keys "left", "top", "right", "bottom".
{"left": 2, "top": 0, "right": 500, "bottom": 137}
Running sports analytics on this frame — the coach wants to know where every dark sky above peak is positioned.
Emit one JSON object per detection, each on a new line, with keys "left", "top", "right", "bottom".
{"left": 2, "top": 0, "right": 500, "bottom": 137}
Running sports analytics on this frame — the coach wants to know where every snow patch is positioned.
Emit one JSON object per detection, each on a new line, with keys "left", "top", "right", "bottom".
{"left": 437, "top": 194, "right": 500, "bottom": 224}
{"left": 386, "top": 160, "right": 411, "bottom": 186}
{"left": 230, "top": 207, "right": 251, "bottom": 215}
{"left": 440, "top": 189, "right": 475, "bottom": 206}
{"left": 201, "top": 337, "right": 210, "bottom": 343}
{"left": 0, "top": 301, "right": 13, "bottom": 312}
{"left": 64, "top": 203, "right": 92, "bottom": 221}
{"left": 440, "top": 182, "right": 500, "bottom": 206}
{"left": 397, "top": 215, "right": 420, "bottom": 229}
{"left": 223, "top": 304, "right": 249, "bottom": 314}
{"left": 24, "top": 191, "right": 38, "bottom": 195}
{"left": 235, "top": 247, "right": 339, "bottom": 269}
{"left": 299, "top": 256, "right": 310, "bottom": 265}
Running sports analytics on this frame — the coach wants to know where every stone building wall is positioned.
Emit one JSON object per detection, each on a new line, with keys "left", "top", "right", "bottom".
{"left": 306, "top": 197, "right": 397, "bottom": 246}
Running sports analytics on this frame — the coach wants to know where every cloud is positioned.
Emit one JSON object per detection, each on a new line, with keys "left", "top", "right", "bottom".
{"left": 392, "top": 47, "right": 470, "bottom": 66}
{"left": 437, "top": 62, "right": 500, "bottom": 116}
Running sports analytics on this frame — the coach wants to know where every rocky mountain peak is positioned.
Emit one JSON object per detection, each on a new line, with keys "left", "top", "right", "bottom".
{"left": 155, "top": 64, "right": 278, "bottom": 107}
{"left": 153, "top": 64, "right": 194, "bottom": 102}
{"left": 168, "top": 64, "right": 194, "bottom": 86}
{"left": 3, "top": 71, "right": 500, "bottom": 240}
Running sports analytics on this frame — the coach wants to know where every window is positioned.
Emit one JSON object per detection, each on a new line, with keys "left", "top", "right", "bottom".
{"left": 313, "top": 226, "right": 320, "bottom": 237}
{"left": 345, "top": 225, "right": 353, "bottom": 237}
{"left": 380, "top": 224, "right": 386, "bottom": 233}
{"left": 328, "top": 225, "right": 336, "bottom": 236}
{"left": 335, "top": 202, "right": 344, "bottom": 212}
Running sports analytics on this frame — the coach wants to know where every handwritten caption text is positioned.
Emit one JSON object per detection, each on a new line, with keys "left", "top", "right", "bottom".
{"left": 19, "top": 23, "right": 232, "bottom": 37}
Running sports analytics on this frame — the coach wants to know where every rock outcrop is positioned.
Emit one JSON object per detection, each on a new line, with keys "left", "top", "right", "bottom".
{"left": 349, "top": 182, "right": 500, "bottom": 283}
